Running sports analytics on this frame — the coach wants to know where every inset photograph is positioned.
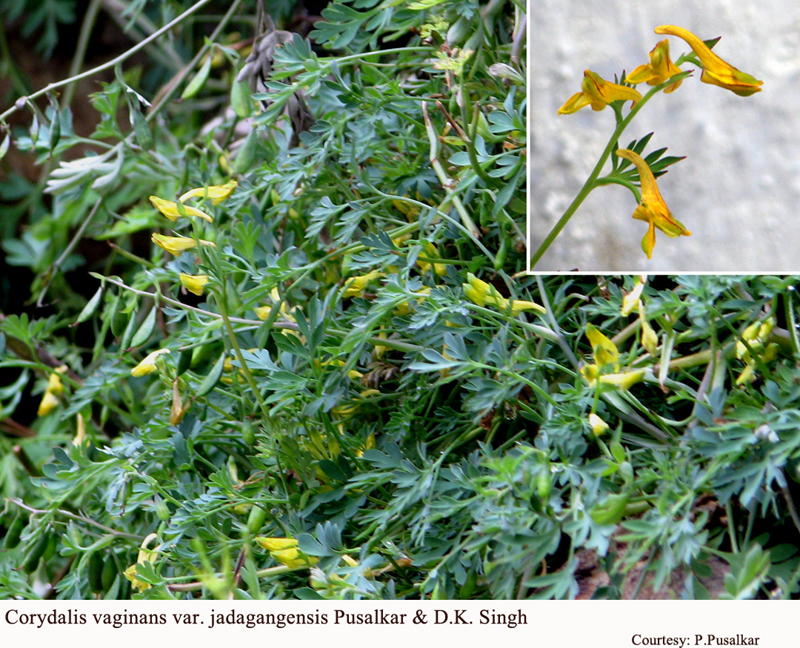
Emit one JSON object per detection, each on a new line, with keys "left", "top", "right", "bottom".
{"left": 529, "top": 1, "right": 798, "bottom": 272}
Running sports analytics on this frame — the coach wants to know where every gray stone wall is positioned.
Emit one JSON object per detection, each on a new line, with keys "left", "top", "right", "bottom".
{"left": 529, "top": 0, "right": 800, "bottom": 272}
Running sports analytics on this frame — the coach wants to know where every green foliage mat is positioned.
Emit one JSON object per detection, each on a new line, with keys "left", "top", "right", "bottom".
{"left": 2, "top": 2, "right": 799, "bottom": 601}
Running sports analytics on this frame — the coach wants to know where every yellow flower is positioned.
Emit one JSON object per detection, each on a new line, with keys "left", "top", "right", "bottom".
{"left": 152, "top": 233, "right": 216, "bottom": 256}
{"left": 655, "top": 25, "right": 763, "bottom": 96}
{"left": 131, "top": 348, "right": 171, "bottom": 377}
{"left": 558, "top": 70, "right": 642, "bottom": 115}
{"left": 255, "top": 537, "right": 317, "bottom": 568}
{"left": 149, "top": 196, "right": 213, "bottom": 223}
{"left": 621, "top": 276, "right": 647, "bottom": 316}
{"left": 170, "top": 379, "right": 189, "bottom": 426}
{"left": 253, "top": 305, "right": 272, "bottom": 320}
{"left": 37, "top": 390, "right": 60, "bottom": 417}
{"left": 255, "top": 537, "right": 299, "bottom": 551}
{"left": 394, "top": 287, "right": 431, "bottom": 316}
{"left": 639, "top": 302, "right": 659, "bottom": 357}
{"left": 583, "top": 364, "right": 645, "bottom": 390}
{"left": 615, "top": 148, "right": 691, "bottom": 259}
{"left": 354, "top": 433, "right": 377, "bottom": 458}
{"left": 509, "top": 300, "right": 546, "bottom": 316}
{"left": 626, "top": 39, "right": 683, "bottom": 93}
{"left": 179, "top": 273, "right": 209, "bottom": 296}
{"left": 588, "top": 413, "right": 610, "bottom": 436}
{"left": 735, "top": 364, "right": 755, "bottom": 386}
{"left": 124, "top": 533, "right": 161, "bottom": 592}
{"left": 342, "top": 271, "right": 385, "bottom": 298}
{"left": 73, "top": 413, "right": 87, "bottom": 446}
{"left": 762, "top": 343, "right": 779, "bottom": 364}
{"left": 416, "top": 242, "right": 446, "bottom": 277}
{"left": 37, "top": 366, "right": 70, "bottom": 417}
{"left": 254, "top": 288, "right": 296, "bottom": 322}
{"left": 178, "top": 180, "right": 238, "bottom": 205}
{"left": 271, "top": 548, "right": 317, "bottom": 568}
{"left": 598, "top": 370, "right": 646, "bottom": 390}
{"left": 585, "top": 323, "right": 620, "bottom": 369}
{"left": 463, "top": 273, "right": 545, "bottom": 315}
{"left": 735, "top": 317, "right": 777, "bottom": 385}
{"left": 46, "top": 371, "right": 64, "bottom": 396}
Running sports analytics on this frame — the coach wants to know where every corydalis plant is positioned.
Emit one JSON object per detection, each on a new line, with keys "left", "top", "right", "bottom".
{"left": 531, "top": 25, "right": 763, "bottom": 268}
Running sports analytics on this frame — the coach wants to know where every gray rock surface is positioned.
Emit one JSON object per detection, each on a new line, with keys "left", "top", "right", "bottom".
{"left": 529, "top": 0, "right": 800, "bottom": 272}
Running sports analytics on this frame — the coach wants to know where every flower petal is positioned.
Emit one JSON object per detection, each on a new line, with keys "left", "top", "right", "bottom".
{"left": 150, "top": 196, "right": 213, "bottom": 222}
{"left": 617, "top": 148, "right": 690, "bottom": 259}
{"left": 131, "top": 349, "right": 171, "bottom": 377}
{"left": 655, "top": 25, "right": 763, "bottom": 96}
{"left": 179, "top": 180, "right": 238, "bottom": 205}
{"left": 179, "top": 273, "right": 209, "bottom": 296}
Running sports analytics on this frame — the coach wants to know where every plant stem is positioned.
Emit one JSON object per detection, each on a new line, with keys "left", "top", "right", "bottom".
{"left": 0, "top": 0, "right": 216, "bottom": 125}
{"left": 529, "top": 72, "right": 691, "bottom": 269}
{"left": 216, "top": 287, "right": 271, "bottom": 423}
{"left": 7, "top": 497, "right": 141, "bottom": 541}
{"left": 62, "top": 0, "right": 103, "bottom": 111}
{"left": 422, "top": 101, "right": 481, "bottom": 240}
{"left": 145, "top": 0, "right": 246, "bottom": 122}
{"left": 595, "top": 176, "right": 642, "bottom": 202}
{"left": 37, "top": 197, "right": 104, "bottom": 306}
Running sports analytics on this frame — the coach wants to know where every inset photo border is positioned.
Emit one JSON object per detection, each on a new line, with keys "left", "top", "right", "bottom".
{"left": 528, "top": 0, "right": 799, "bottom": 273}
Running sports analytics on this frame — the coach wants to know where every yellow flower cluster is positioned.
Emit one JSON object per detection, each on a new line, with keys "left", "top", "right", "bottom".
{"left": 580, "top": 324, "right": 645, "bottom": 390}
{"left": 151, "top": 182, "right": 236, "bottom": 286}
{"left": 559, "top": 25, "right": 763, "bottom": 116}
{"left": 37, "top": 365, "right": 68, "bottom": 417}
{"left": 462, "top": 273, "right": 545, "bottom": 316}
{"left": 735, "top": 318, "right": 778, "bottom": 385}
{"left": 149, "top": 181, "right": 237, "bottom": 224}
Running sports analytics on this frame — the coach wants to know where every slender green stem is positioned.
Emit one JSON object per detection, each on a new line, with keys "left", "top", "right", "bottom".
{"left": 37, "top": 197, "right": 104, "bottom": 306}
{"left": 535, "top": 275, "right": 579, "bottom": 368}
{"left": 529, "top": 72, "right": 691, "bottom": 269}
{"left": 462, "top": 89, "right": 497, "bottom": 187}
{"left": 726, "top": 501, "right": 739, "bottom": 553}
{"left": 330, "top": 47, "right": 432, "bottom": 67}
{"left": 61, "top": 0, "right": 103, "bottom": 110}
{"left": 595, "top": 176, "right": 642, "bottom": 202}
{"left": 216, "top": 292, "right": 270, "bottom": 421}
{"left": 99, "top": 276, "right": 278, "bottom": 324}
{"left": 7, "top": 497, "right": 141, "bottom": 541}
{"left": 0, "top": 0, "right": 215, "bottom": 125}
{"left": 422, "top": 102, "right": 481, "bottom": 240}
{"left": 145, "top": 0, "right": 246, "bottom": 123}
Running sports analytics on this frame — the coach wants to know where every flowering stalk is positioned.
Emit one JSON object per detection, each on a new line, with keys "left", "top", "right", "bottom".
{"left": 530, "top": 71, "right": 691, "bottom": 268}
